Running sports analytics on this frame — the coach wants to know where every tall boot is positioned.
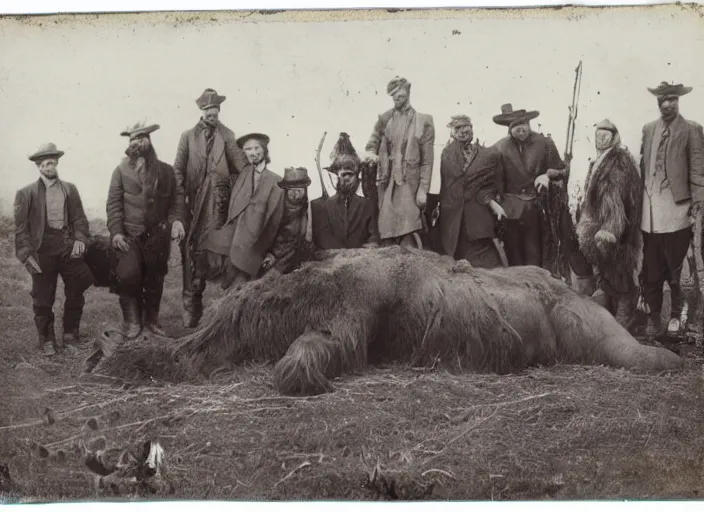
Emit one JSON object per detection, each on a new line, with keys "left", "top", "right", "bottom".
{"left": 144, "top": 275, "right": 167, "bottom": 336}
{"left": 182, "top": 290, "right": 203, "bottom": 329}
{"left": 614, "top": 295, "right": 635, "bottom": 330}
{"left": 63, "top": 308, "right": 83, "bottom": 346}
{"left": 119, "top": 296, "right": 142, "bottom": 339}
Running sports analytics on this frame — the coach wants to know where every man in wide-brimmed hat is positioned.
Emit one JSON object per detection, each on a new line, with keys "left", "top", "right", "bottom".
{"left": 14, "top": 143, "right": 94, "bottom": 356}
{"left": 363, "top": 76, "right": 435, "bottom": 249}
{"left": 173, "top": 88, "right": 253, "bottom": 328}
{"left": 491, "top": 103, "right": 567, "bottom": 269}
{"left": 439, "top": 115, "right": 507, "bottom": 268}
{"left": 106, "top": 122, "right": 184, "bottom": 339}
{"left": 312, "top": 134, "right": 379, "bottom": 251}
{"left": 206, "top": 132, "right": 287, "bottom": 290}
{"left": 639, "top": 81, "right": 704, "bottom": 339}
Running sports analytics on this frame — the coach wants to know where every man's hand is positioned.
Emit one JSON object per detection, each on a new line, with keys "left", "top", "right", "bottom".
{"left": 261, "top": 252, "right": 276, "bottom": 271}
{"left": 112, "top": 234, "right": 130, "bottom": 252}
{"left": 364, "top": 151, "right": 379, "bottom": 164}
{"left": 416, "top": 190, "right": 427, "bottom": 210}
{"left": 534, "top": 174, "right": 550, "bottom": 192}
{"left": 546, "top": 168, "right": 565, "bottom": 180}
{"left": 70, "top": 240, "right": 86, "bottom": 259}
{"left": 24, "top": 255, "right": 42, "bottom": 275}
{"left": 489, "top": 200, "right": 507, "bottom": 221}
{"left": 171, "top": 220, "right": 185, "bottom": 243}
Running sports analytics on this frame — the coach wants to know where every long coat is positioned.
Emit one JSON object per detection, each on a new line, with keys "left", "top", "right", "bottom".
{"left": 439, "top": 140, "right": 501, "bottom": 258}
{"left": 14, "top": 178, "right": 90, "bottom": 264}
{"left": 106, "top": 157, "right": 182, "bottom": 239}
{"left": 208, "top": 167, "right": 285, "bottom": 277}
{"left": 640, "top": 114, "right": 704, "bottom": 204}
{"left": 310, "top": 194, "right": 378, "bottom": 250}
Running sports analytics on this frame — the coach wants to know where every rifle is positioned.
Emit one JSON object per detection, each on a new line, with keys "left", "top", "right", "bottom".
{"left": 564, "top": 61, "right": 583, "bottom": 186}
{"left": 315, "top": 131, "right": 330, "bottom": 200}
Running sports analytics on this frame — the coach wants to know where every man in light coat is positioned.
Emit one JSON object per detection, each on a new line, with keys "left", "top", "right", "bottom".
{"left": 173, "top": 88, "right": 253, "bottom": 328}
{"left": 364, "top": 76, "right": 435, "bottom": 249}
{"left": 14, "top": 143, "right": 94, "bottom": 355}
{"left": 639, "top": 82, "right": 704, "bottom": 338}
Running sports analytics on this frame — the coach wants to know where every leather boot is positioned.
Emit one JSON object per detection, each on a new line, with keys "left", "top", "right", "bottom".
{"left": 34, "top": 315, "right": 55, "bottom": 356}
{"left": 182, "top": 292, "right": 203, "bottom": 329}
{"left": 119, "top": 296, "right": 142, "bottom": 339}
{"left": 51, "top": 322, "right": 65, "bottom": 354}
{"left": 143, "top": 276, "right": 167, "bottom": 336}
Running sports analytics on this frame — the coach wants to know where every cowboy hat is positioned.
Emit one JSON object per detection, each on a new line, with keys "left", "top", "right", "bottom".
{"left": 278, "top": 167, "right": 312, "bottom": 189}
{"left": 28, "top": 142, "right": 64, "bottom": 162}
{"left": 120, "top": 122, "right": 160, "bottom": 140}
{"left": 647, "top": 81, "right": 692, "bottom": 99}
{"left": 492, "top": 103, "right": 540, "bottom": 127}
{"left": 196, "top": 88, "right": 227, "bottom": 110}
{"left": 236, "top": 132, "right": 271, "bottom": 148}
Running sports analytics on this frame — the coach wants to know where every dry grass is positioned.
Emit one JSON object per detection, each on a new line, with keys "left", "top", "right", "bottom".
{"left": 1, "top": 215, "right": 704, "bottom": 502}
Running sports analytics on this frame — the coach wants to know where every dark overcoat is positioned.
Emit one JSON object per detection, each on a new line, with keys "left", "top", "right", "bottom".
{"left": 310, "top": 194, "right": 378, "bottom": 250}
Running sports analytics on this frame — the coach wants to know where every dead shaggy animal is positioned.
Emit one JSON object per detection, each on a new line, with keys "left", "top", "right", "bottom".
{"left": 87, "top": 246, "right": 683, "bottom": 395}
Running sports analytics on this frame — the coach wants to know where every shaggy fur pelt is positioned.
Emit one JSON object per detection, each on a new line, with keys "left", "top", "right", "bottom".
{"left": 576, "top": 146, "right": 644, "bottom": 296}
{"left": 88, "top": 246, "right": 682, "bottom": 396}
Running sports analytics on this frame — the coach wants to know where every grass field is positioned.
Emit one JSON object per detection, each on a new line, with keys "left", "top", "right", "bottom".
{"left": 1, "top": 214, "right": 704, "bottom": 502}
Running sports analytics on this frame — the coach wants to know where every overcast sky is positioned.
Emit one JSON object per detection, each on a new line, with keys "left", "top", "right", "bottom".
{"left": 1, "top": 6, "right": 703, "bottom": 219}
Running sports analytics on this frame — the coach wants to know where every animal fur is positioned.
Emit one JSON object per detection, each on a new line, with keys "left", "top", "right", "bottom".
{"left": 576, "top": 145, "right": 644, "bottom": 291}
{"left": 88, "top": 246, "right": 682, "bottom": 396}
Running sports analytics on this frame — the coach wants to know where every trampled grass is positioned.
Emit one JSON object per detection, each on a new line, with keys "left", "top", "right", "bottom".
{"left": 1, "top": 215, "right": 703, "bottom": 502}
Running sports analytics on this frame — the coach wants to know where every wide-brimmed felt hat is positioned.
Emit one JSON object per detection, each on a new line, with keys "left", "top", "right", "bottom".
{"left": 196, "top": 88, "right": 227, "bottom": 110}
{"left": 278, "top": 167, "right": 312, "bottom": 189}
{"left": 647, "top": 81, "right": 692, "bottom": 100}
{"left": 492, "top": 103, "right": 540, "bottom": 127}
{"left": 121, "top": 122, "right": 160, "bottom": 140}
{"left": 29, "top": 142, "right": 64, "bottom": 162}
{"left": 237, "top": 132, "right": 270, "bottom": 148}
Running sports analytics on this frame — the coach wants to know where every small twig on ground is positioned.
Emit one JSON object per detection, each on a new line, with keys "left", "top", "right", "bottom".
{"left": 422, "top": 408, "right": 499, "bottom": 466}
{"left": 421, "top": 468, "right": 455, "bottom": 479}
{"left": 445, "top": 392, "right": 556, "bottom": 424}
{"left": 273, "top": 461, "right": 311, "bottom": 488}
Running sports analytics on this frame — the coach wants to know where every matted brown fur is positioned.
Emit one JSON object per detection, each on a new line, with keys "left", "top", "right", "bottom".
{"left": 90, "top": 246, "right": 683, "bottom": 395}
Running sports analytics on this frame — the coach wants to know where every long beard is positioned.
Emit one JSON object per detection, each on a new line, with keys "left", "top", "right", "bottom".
{"left": 660, "top": 105, "right": 678, "bottom": 122}
{"left": 126, "top": 146, "right": 158, "bottom": 185}
{"left": 336, "top": 179, "right": 358, "bottom": 197}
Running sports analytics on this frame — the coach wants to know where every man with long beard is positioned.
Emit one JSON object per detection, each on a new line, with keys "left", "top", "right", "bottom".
{"left": 106, "top": 123, "right": 184, "bottom": 339}
{"left": 639, "top": 82, "right": 704, "bottom": 338}
{"left": 439, "top": 115, "right": 507, "bottom": 268}
{"left": 311, "top": 154, "right": 379, "bottom": 250}
{"left": 363, "top": 76, "right": 435, "bottom": 249}
{"left": 14, "top": 143, "right": 94, "bottom": 355}
{"left": 492, "top": 104, "right": 567, "bottom": 269}
{"left": 576, "top": 120, "right": 643, "bottom": 329}
{"left": 173, "top": 88, "right": 252, "bottom": 328}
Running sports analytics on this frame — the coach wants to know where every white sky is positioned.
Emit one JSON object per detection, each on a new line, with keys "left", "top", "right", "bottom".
{"left": 1, "top": 6, "right": 703, "bottom": 219}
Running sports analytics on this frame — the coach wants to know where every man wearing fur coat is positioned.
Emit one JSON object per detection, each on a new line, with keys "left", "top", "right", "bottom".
{"left": 639, "top": 82, "right": 704, "bottom": 338}
{"left": 576, "top": 120, "right": 643, "bottom": 329}
{"left": 106, "top": 123, "right": 184, "bottom": 339}
{"left": 363, "top": 76, "right": 435, "bottom": 249}
{"left": 14, "top": 143, "right": 94, "bottom": 356}
{"left": 173, "top": 88, "right": 253, "bottom": 328}
{"left": 439, "top": 115, "right": 507, "bottom": 268}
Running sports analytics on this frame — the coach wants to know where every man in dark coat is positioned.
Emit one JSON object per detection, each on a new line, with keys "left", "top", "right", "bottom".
{"left": 14, "top": 143, "right": 94, "bottom": 356}
{"left": 639, "top": 82, "right": 704, "bottom": 338}
{"left": 439, "top": 115, "right": 507, "bottom": 268}
{"left": 311, "top": 154, "right": 379, "bottom": 251}
{"left": 576, "top": 119, "right": 643, "bottom": 329}
{"left": 173, "top": 88, "right": 253, "bottom": 328}
{"left": 492, "top": 104, "right": 567, "bottom": 269}
{"left": 106, "top": 123, "right": 184, "bottom": 339}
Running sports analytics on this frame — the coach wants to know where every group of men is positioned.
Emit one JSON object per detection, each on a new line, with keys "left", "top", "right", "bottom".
{"left": 13, "top": 77, "right": 704, "bottom": 357}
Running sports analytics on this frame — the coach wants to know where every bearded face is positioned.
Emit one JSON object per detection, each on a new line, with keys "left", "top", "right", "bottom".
{"left": 391, "top": 88, "right": 410, "bottom": 111}
{"left": 659, "top": 97, "right": 679, "bottom": 122}
{"left": 125, "top": 135, "right": 152, "bottom": 160}
{"left": 335, "top": 169, "right": 359, "bottom": 196}
{"left": 202, "top": 106, "right": 220, "bottom": 127}
{"left": 36, "top": 158, "right": 59, "bottom": 180}
{"left": 453, "top": 124, "right": 473, "bottom": 144}
{"left": 285, "top": 187, "right": 308, "bottom": 207}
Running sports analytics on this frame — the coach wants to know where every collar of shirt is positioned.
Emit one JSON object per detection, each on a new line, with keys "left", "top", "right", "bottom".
{"left": 40, "top": 175, "right": 59, "bottom": 188}
{"left": 254, "top": 161, "right": 266, "bottom": 174}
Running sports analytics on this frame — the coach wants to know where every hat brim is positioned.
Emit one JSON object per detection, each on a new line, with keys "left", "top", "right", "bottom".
{"left": 647, "top": 86, "right": 692, "bottom": 97}
{"left": 29, "top": 150, "right": 64, "bottom": 162}
{"left": 492, "top": 111, "right": 540, "bottom": 127}
{"left": 197, "top": 95, "right": 227, "bottom": 110}
{"left": 278, "top": 178, "right": 312, "bottom": 189}
{"left": 121, "top": 124, "right": 160, "bottom": 139}
{"left": 237, "top": 133, "right": 271, "bottom": 148}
